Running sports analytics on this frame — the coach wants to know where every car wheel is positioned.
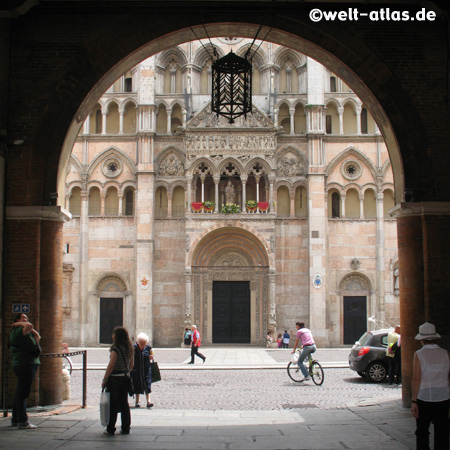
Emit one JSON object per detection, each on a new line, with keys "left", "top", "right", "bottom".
{"left": 357, "top": 371, "right": 366, "bottom": 378}
{"left": 366, "top": 361, "right": 387, "bottom": 383}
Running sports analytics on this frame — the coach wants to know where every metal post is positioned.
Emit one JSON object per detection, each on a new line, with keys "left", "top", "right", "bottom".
{"left": 82, "top": 351, "right": 87, "bottom": 408}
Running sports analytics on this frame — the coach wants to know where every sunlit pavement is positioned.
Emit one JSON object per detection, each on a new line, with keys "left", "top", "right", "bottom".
{"left": 0, "top": 347, "right": 416, "bottom": 449}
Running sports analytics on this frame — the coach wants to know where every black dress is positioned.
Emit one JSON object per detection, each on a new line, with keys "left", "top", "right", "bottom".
{"left": 130, "top": 343, "right": 152, "bottom": 394}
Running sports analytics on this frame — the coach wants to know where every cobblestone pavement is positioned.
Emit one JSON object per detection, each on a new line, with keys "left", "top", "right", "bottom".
{"left": 65, "top": 368, "right": 402, "bottom": 411}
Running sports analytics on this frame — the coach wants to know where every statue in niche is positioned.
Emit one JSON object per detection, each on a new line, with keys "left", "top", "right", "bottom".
{"left": 225, "top": 179, "right": 235, "bottom": 204}
{"left": 394, "top": 268, "right": 399, "bottom": 296}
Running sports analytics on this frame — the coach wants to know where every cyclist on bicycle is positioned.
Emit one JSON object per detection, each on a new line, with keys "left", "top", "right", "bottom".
{"left": 291, "top": 321, "right": 317, "bottom": 381}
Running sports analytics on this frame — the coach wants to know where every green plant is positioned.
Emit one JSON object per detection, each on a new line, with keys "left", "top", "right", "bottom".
{"left": 221, "top": 203, "right": 241, "bottom": 214}
{"left": 203, "top": 200, "right": 215, "bottom": 209}
{"left": 245, "top": 200, "right": 257, "bottom": 209}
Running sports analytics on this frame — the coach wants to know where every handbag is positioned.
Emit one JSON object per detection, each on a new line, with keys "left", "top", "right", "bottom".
{"left": 99, "top": 388, "right": 110, "bottom": 426}
{"left": 117, "top": 346, "right": 134, "bottom": 397}
{"left": 150, "top": 361, "right": 161, "bottom": 383}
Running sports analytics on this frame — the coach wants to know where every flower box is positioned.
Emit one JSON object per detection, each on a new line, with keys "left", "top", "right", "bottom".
{"left": 258, "top": 201, "right": 269, "bottom": 212}
{"left": 191, "top": 202, "right": 203, "bottom": 212}
{"left": 202, "top": 201, "right": 215, "bottom": 212}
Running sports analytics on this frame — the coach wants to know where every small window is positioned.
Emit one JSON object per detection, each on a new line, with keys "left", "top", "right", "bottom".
{"left": 124, "top": 77, "right": 132, "bottom": 92}
{"left": 332, "top": 192, "right": 340, "bottom": 218}
{"left": 326, "top": 115, "right": 332, "bottom": 134}
{"left": 330, "top": 76, "right": 337, "bottom": 92}
{"left": 361, "top": 108, "right": 368, "bottom": 134}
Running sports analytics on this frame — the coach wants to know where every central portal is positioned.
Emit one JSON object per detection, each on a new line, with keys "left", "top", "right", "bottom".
{"left": 213, "top": 281, "right": 250, "bottom": 343}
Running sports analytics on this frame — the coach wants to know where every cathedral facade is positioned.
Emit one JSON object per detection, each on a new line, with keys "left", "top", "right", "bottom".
{"left": 62, "top": 38, "right": 398, "bottom": 347}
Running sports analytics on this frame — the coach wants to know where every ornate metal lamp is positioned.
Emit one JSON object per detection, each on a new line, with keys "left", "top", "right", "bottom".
{"left": 211, "top": 51, "right": 252, "bottom": 124}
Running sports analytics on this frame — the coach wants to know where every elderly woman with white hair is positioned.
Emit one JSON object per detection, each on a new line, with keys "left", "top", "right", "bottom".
{"left": 130, "top": 332, "right": 154, "bottom": 408}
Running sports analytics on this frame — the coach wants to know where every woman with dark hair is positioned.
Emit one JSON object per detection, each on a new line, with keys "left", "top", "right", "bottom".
{"left": 101, "top": 326, "right": 134, "bottom": 436}
{"left": 9, "top": 313, "right": 41, "bottom": 429}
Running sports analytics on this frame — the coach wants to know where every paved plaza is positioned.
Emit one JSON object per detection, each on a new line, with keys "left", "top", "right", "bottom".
{"left": 0, "top": 347, "right": 417, "bottom": 449}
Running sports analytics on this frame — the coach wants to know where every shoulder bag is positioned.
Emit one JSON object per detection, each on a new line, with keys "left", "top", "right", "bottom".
{"left": 117, "top": 346, "right": 134, "bottom": 397}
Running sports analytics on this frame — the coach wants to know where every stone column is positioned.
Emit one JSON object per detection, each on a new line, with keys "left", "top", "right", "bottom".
{"left": 200, "top": 174, "right": 205, "bottom": 202}
{"left": 255, "top": 176, "right": 260, "bottom": 203}
{"left": 390, "top": 202, "right": 450, "bottom": 407}
{"left": 79, "top": 190, "right": 88, "bottom": 344}
{"left": 186, "top": 178, "right": 192, "bottom": 212}
{"left": 269, "top": 177, "right": 275, "bottom": 213}
{"left": 338, "top": 106, "right": 344, "bottom": 135}
{"left": 356, "top": 107, "right": 362, "bottom": 135}
{"left": 289, "top": 107, "right": 295, "bottom": 135}
{"left": 241, "top": 177, "right": 247, "bottom": 211}
{"left": 269, "top": 272, "right": 276, "bottom": 328}
{"left": 101, "top": 107, "right": 107, "bottom": 135}
{"left": 119, "top": 106, "right": 124, "bottom": 134}
{"left": 185, "top": 272, "right": 192, "bottom": 325}
{"left": 341, "top": 194, "right": 346, "bottom": 218}
{"left": 167, "top": 191, "right": 173, "bottom": 218}
{"left": 214, "top": 176, "right": 220, "bottom": 212}
{"left": 118, "top": 194, "right": 123, "bottom": 216}
{"left": 359, "top": 195, "right": 364, "bottom": 219}
{"left": 166, "top": 109, "right": 172, "bottom": 135}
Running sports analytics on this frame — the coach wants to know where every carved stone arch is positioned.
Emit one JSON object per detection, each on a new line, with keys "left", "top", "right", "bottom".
{"left": 155, "top": 180, "right": 170, "bottom": 192}
{"left": 189, "top": 223, "right": 273, "bottom": 269}
{"left": 169, "top": 99, "right": 185, "bottom": 111}
{"left": 338, "top": 272, "right": 373, "bottom": 292}
{"left": 274, "top": 179, "right": 293, "bottom": 191}
{"left": 193, "top": 44, "right": 225, "bottom": 67}
{"left": 217, "top": 158, "right": 244, "bottom": 177}
{"left": 120, "top": 180, "right": 137, "bottom": 191}
{"left": 87, "top": 181, "right": 104, "bottom": 193}
{"left": 325, "top": 98, "right": 342, "bottom": 109}
{"left": 156, "top": 147, "right": 186, "bottom": 177}
{"left": 157, "top": 46, "right": 189, "bottom": 68}
{"left": 88, "top": 146, "right": 137, "bottom": 180}
{"left": 275, "top": 146, "right": 307, "bottom": 178}
{"left": 326, "top": 183, "right": 345, "bottom": 196}
{"left": 275, "top": 99, "right": 292, "bottom": 110}
{"left": 344, "top": 183, "right": 362, "bottom": 195}
{"left": 169, "top": 179, "right": 186, "bottom": 195}
{"left": 244, "top": 157, "right": 273, "bottom": 176}
{"left": 361, "top": 183, "right": 378, "bottom": 196}
{"left": 342, "top": 97, "right": 360, "bottom": 109}
{"left": 96, "top": 272, "right": 129, "bottom": 295}
{"left": 68, "top": 155, "right": 83, "bottom": 176}
{"left": 236, "top": 44, "right": 266, "bottom": 68}
{"left": 381, "top": 158, "right": 392, "bottom": 178}
{"left": 189, "top": 158, "right": 216, "bottom": 177}
{"left": 292, "top": 98, "right": 306, "bottom": 108}
{"left": 273, "top": 47, "right": 305, "bottom": 68}
{"left": 67, "top": 181, "right": 83, "bottom": 192}
{"left": 103, "top": 97, "right": 120, "bottom": 113}
{"left": 326, "top": 147, "right": 377, "bottom": 180}
{"left": 155, "top": 99, "right": 170, "bottom": 111}
{"left": 121, "top": 97, "right": 138, "bottom": 110}
{"left": 293, "top": 179, "right": 308, "bottom": 190}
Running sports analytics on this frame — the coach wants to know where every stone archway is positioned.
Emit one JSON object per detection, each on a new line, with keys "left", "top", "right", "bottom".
{"left": 189, "top": 227, "right": 271, "bottom": 345}
{"left": 338, "top": 273, "right": 374, "bottom": 345}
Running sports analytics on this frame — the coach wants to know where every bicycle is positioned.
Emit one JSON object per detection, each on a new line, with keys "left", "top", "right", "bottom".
{"left": 287, "top": 351, "right": 324, "bottom": 385}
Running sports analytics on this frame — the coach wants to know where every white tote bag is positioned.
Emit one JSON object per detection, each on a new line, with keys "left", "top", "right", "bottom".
{"left": 99, "top": 389, "right": 110, "bottom": 427}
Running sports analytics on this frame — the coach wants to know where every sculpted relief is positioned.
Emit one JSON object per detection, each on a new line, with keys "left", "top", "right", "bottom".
{"left": 276, "top": 153, "right": 305, "bottom": 177}
{"left": 158, "top": 154, "right": 184, "bottom": 176}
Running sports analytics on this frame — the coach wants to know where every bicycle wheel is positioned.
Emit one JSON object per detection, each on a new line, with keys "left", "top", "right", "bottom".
{"left": 310, "top": 361, "right": 324, "bottom": 386}
{"left": 62, "top": 355, "right": 73, "bottom": 375}
{"left": 287, "top": 362, "right": 305, "bottom": 382}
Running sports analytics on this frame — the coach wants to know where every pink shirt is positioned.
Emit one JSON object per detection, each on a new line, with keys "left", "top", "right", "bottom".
{"left": 296, "top": 328, "right": 315, "bottom": 346}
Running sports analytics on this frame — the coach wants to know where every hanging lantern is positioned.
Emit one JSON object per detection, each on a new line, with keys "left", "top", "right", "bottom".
{"left": 211, "top": 51, "right": 252, "bottom": 124}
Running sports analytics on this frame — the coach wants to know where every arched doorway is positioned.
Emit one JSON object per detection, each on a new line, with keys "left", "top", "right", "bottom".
{"left": 338, "top": 273, "right": 373, "bottom": 345}
{"left": 96, "top": 274, "right": 130, "bottom": 344}
{"left": 190, "top": 227, "right": 271, "bottom": 345}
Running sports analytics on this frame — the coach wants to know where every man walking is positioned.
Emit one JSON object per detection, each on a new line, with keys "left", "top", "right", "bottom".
{"left": 188, "top": 325, "right": 206, "bottom": 364}
{"left": 386, "top": 325, "right": 401, "bottom": 385}
{"left": 291, "top": 321, "right": 316, "bottom": 382}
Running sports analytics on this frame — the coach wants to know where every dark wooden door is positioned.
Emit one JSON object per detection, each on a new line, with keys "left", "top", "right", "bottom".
{"left": 100, "top": 298, "right": 123, "bottom": 344}
{"left": 213, "top": 281, "right": 250, "bottom": 343}
{"left": 343, "top": 296, "right": 367, "bottom": 345}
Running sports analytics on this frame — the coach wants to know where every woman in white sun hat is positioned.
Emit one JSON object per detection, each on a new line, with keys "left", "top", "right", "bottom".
{"left": 411, "top": 322, "right": 449, "bottom": 450}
